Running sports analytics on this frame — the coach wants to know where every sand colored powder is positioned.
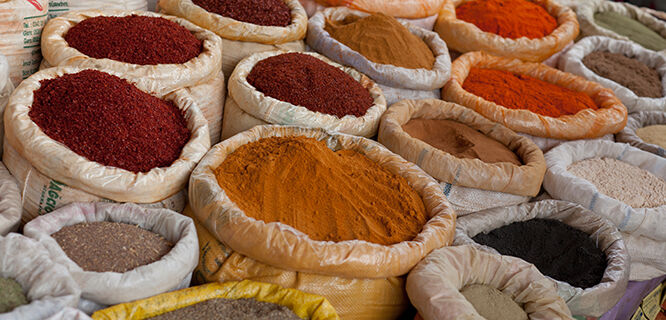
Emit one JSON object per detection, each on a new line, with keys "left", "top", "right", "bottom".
{"left": 214, "top": 136, "right": 428, "bottom": 245}
{"left": 636, "top": 125, "right": 666, "bottom": 149}
{"left": 460, "top": 284, "right": 528, "bottom": 320}
{"left": 324, "top": 14, "right": 435, "bottom": 69}
{"left": 402, "top": 119, "right": 522, "bottom": 165}
{"left": 583, "top": 51, "right": 662, "bottom": 98}
{"left": 594, "top": 12, "right": 666, "bottom": 51}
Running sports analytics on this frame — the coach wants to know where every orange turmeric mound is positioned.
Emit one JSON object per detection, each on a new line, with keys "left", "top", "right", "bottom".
{"left": 456, "top": 0, "right": 558, "bottom": 40}
{"left": 214, "top": 136, "right": 428, "bottom": 245}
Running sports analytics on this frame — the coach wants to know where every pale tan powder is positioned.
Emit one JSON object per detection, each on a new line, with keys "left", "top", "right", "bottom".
{"left": 636, "top": 125, "right": 666, "bottom": 149}
{"left": 460, "top": 284, "right": 528, "bottom": 320}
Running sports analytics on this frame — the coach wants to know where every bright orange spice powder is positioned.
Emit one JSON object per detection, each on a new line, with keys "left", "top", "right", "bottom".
{"left": 456, "top": 0, "right": 558, "bottom": 39}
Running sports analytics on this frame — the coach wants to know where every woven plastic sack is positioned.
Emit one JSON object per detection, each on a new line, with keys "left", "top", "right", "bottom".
{"left": 307, "top": 8, "right": 451, "bottom": 106}
{"left": 443, "top": 51, "right": 628, "bottom": 140}
{"left": 0, "top": 54, "right": 13, "bottom": 157}
{"left": 622, "top": 232, "right": 666, "bottom": 281}
{"left": 517, "top": 132, "right": 615, "bottom": 153}
{"left": 0, "top": 0, "right": 48, "bottom": 87}
{"left": 3, "top": 65, "right": 210, "bottom": 223}
{"left": 23, "top": 202, "right": 198, "bottom": 310}
{"left": 378, "top": 99, "right": 545, "bottom": 214}
{"left": 221, "top": 51, "right": 387, "bottom": 140}
{"left": 47, "top": 0, "right": 147, "bottom": 18}
{"left": 0, "top": 233, "right": 80, "bottom": 320}
{"left": 559, "top": 36, "right": 666, "bottom": 113}
{"left": 308, "top": 0, "right": 445, "bottom": 19}
{"left": 454, "top": 200, "right": 630, "bottom": 317}
{"left": 577, "top": 0, "right": 666, "bottom": 54}
{"left": 45, "top": 308, "right": 92, "bottom": 320}
{"left": 41, "top": 10, "right": 225, "bottom": 144}
{"left": 158, "top": 0, "right": 307, "bottom": 81}
{"left": 434, "top": 0, "right": 579, "bottom": 62}
{"left": 406, "top": 245, "right": 573, "bottom": 320}
{"left": 616, "top": 111, "right": 666, "bottom": 157}
{"left": 299, "top": 1, "right": 439, "bottom": 30}
{"left": 0, "top": 162, "right": 21, "bottom": 235}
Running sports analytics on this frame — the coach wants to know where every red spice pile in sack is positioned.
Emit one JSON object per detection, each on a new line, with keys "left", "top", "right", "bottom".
{"left": 246, "top": 53, "right": 374, "bottom": 118}
{"left": 193, "top": 0, "right": 291, "bottom": 27}
{"left": 456, "top": 0, "right": 558, "bottom": 39}
{"left": 64, "top": 15, "right": 202, "bottom": 65}
{"left": 29, "top": 70, "right": 190, "bottom": 173}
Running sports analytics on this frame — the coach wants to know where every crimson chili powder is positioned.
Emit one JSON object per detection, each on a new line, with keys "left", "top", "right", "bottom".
{"left": 29, "top": 70, "right": 190, "bottom": 173}
{"left": 193, "top": 0, "right": 291, "bottom": 27}
{"left": 64, "top": 15, "right": 203, "bottom": 65}
{"left": 246, "top": 53, "right": 374, "bottom": 118}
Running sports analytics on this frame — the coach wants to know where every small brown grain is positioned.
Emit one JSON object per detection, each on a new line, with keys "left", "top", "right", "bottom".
{"left": 147, "top": 298, "right": 301, "bottom": 320}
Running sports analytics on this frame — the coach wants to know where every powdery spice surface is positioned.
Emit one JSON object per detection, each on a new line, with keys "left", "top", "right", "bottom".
{"left": 637, "top": 125, "right": 666, "bottom": 149}
{"left": 568, "top": 157, "right": 666, "bottom": 208}
{"left": 460, "top": 284, "right": 528, "bottom": 320}
{"left": 583, "top": 51, "right": 662, "bottom": 98}
{"left": 192, "top": 0, "right": 291, "bottom": 27}
{"left": 52, "top": 221, "right": 174, "bottom": 273}
{"left": 147, "top": 298, "right": 301, "bottom": 320}
{"left": 214, "top": 136, "right": 428, "bottom": 245}
{"left": 0, "top": 277, "right": 28, "bottom": 313}
{"left": 456, "top": 0, "right": 557, "bottom": 40}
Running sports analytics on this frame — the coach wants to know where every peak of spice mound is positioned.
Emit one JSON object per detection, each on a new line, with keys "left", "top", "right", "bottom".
{"left": 147, "top": 298, "right": 301, "bottom": 320}
{"left": 594, "top": 12, "right": 666, "bottom": 52}
{"left": 568, "top": 157, "right": 666, "bottom": 208}
{"left": 473, "top": 219, "right": 606, "bottom": 289}
{"left": 64, "top": 15, "right": 203, "bottom": 65}
{"left": 460, "top": 284, "right": 528, "bottom": 320}
{"left": 214, "top": 136, "right": 428, "bottom": 245}
{"left": 402, "top": 119, "right": 522, "bottom": 165}
{"left": 52, "top": 221, "right": 173, "bottom": 273}
{"left": 247, "top": 53, "right": 374, "bottom": 118}
{"left": 29, "top": 70, "right": 190, "bottom": 173}
{"left": 463, "top": 68, "right": 598, "bottom": 118}
{"left": 0, "top": 277, "right": 28, "bottom": 313}
{"left": 582, "top": 51, "right": 662, "bottom": 98}
{"left": 456, "top": 0, "right": 557, "bottom": 40}
{"left": 637, "top": 125, "right": 666, "bottom": 149}
{"left": 324, "top": 13, "right": 435, "bottom": 69}
{"left": 192, "top": 0, "right": 291, "bottom": 27}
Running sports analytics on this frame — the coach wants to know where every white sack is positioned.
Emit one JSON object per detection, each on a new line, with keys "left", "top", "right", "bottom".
{"left": 0, "top": 162, "right": 21, "bottom": 236}
{"left": 44, "top": 307, "right": 92, "bottom": 320}
{"left": 0, "top": 54, "right": 13, "bottom": 156}
{"left": 47, "top": 0, "right": 147, "bottom": 18}
{"left": 518, "top": 132, "right": 615, "bottom": 153}
{"left": 615, "top": 111, "right": 666, "bottom": 157}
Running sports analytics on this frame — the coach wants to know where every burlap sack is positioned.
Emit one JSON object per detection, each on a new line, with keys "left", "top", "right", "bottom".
{"left": 454, "top": 200, "right": 629, "bottom": 317}
{"left": 406, "top": 245, "right": 573, "bottom": 320}
{"left": 158, "top": 0, "right": 307, "bottom": 81}
{"left": 41, "top": 10, "right": 225, "bottom": 144}
{"left": 616, "top": 111, "right": 666, "bottom": 157}
{"left": 0, "top": 161, "right": 21, "bottom": 235}
{"left": 0, "top": 54, "right": 13, "bottom": 156}
{"left": 0, "top": 0, "right": 48, "bottom": 87}
{"left": 378, "top": 99, "right": 545, "bottom": 214}
{"left": 0, "top": 233, "right": 80, "bottom": 320}
{"left": 306, "top": 0, "right": 445, "bottom": 19}
{"left": 3, "top": 65, "right": 210, "bottom": 223}
{"left": 307, "top": 8, "right": 451, "bottom": 106}
{"left": 434, "top": 0, "right": 579, "bottom": 62}
{"left": 23, "top": 202, "right": 198, "bottom": 310}
{"left": 221, "top": 51, "right": 386, "bottom": 140}
{"left": 443, "top": 51, "right": 627, "bottom": 140}
{"left": 47, "top": 0, "right": 147, "bottom": 18}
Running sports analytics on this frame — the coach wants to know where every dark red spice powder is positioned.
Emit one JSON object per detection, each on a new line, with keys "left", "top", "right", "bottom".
{"left": 246, "top": 53, "right": 374, "bottom": 118}
{"left": 29, "top": 70, "right": 190, "bottom": 173}
{"left": 64, "top": 15, "right": 203, "bottom": 65}
{"left": 192, "top": 0, "right": 291, "bottom": 27}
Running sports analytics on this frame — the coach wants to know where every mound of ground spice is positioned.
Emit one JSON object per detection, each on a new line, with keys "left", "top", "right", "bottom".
{"left": 456, "top": 0, "right": 557, "bottom": 40}
{"left": 247, "top": 53, "right": 374, "bottom": 118}
{"left": 324, "top": 14, "right": 435, "bottom": 69}
{"left": 52, "top": 221, "right": 174, "bottom": 273}
{"left": 148, "top": 298, "right": 301, "bottom": 320}
{"left": 473, "top": 219, "right": 607, "bottom": 289}
{"left": 64, "top": 15, "right": 202, "bottom": 65}
{"left": 214, "top": 136, "right": 428, "bottom": 245}
{"left": 29, "top": 70, "right": 190, "bottom": 173}
{"left": 583, "top": 51, "right": 662, "bottom": 98}
{"left": 463, "top": 68, "right": 598, "bottom": 118}
{"left": 0, "top": 277, "right": 27, "bottom": 313}
{"left": 193, "top": 0, "right": 291, "bottom": 27}
{"left": 594, "top": 12, "right": 666, "bottom": 52}
{"left": 460, "top": 285, "right": 528, "bottom": 320}
{"left": 637, "top": 125, "right": 666, "bottom": 149}
{"left": 402, "top": 119, "right": 522, "bottom": 165}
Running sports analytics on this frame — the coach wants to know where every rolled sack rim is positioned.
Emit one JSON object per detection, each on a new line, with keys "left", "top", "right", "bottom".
{"left": 615, "top": 111, "right": 666, "bottom": 157}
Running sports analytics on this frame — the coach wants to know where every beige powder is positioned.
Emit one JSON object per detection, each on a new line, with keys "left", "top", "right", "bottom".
{"left": 460, "top": 284, "right": 528, "bottom": 320}
{"left": 636, "top": 125, "right": 666, "bottom": 149}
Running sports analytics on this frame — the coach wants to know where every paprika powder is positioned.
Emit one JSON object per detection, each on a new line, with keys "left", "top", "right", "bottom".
{"left": 456, "top": 0, "right": 558, "bottom": 40}
{"left": 192, "top": 0, "right": 291, "bottom": 27}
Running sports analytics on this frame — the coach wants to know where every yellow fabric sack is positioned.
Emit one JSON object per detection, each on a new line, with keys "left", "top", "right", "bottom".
{"left": 434, "top": 0, "right": 579, "bottom": 62}
{"left": 443, "top": 51, "right": 627, "bottom": 140}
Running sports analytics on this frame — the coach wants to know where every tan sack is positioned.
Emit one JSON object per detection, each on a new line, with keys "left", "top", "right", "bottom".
{"left": 0, "top": 54, "right": 13, "bottom": 156}
{"left": 406, "top": 245, "right": 573, "bottom": 320}
{"left": 221, "top": 51, "right": 386, "bottom": 140}
{"left": 454, "top": 200, "right": 630, "bottom": 317}
{"left": 0, "top": 161, "right": 21, "bottom": 235}
{"left": 616, "top": 111, "right": 666, "bottom": 157}
{"left": 47, "top": 0, "right": 147, "bottom": 18}
{"left": 443, "top": 51, "right": 627, "bottom": 140}
{"left": 378, "top": 99, "right": 545, "bottom": 214}
{"left": 434, "top": 0, "right": 579, "bottom": 62}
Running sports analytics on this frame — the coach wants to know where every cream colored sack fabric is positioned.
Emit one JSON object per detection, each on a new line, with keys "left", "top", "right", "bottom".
{"left": 518, "top": 132, "right": 614, "bottom": 153}
{"left": 47, "top": 0, "right": 147, "bottom": 18}
{"left": 406, "top": 245, "right": 573, "bottom": 320}
{"left": 220, "top": 94, "right": 267, "bottom": 140}
{"left": 45, "top": 308, "right": 92, "bottom": 320}
{"left": 0, "top": 162, "right": 21, "bottom": 235}
{"left": 309, "top": 0, "right": 445, "bottom": 19}
{"left": 0, "top": 233, "right": 80, "bottom": 320}
{"left": 434, "top": 0, "right": 579, "bottom": 62}
{"left": 616, "top": 111, "right": 666, "bottom": 157}
{"left": 454, "top": 200, "right": 630, "bottom": 317}
{"left": 307, "top": 8, "right": 451, "bottom": 106}
{"left": 622, "top": 232, "right": 666, "bottom": 281}
{"left": 0, "top": 54, "right": 13, "bottom": 156}
{"left": 224, "top": 51, "right": 386, "bottom": 139}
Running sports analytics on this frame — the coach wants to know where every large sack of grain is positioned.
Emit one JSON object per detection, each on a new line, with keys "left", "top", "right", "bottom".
{"left": 46, "top": 0, "right": 147, "bottom": 18}
{"left": 616, "top": 111, "right": 666, "bottom": 157}
{"left": 0, "top": 54, "right": 13, "bottom": 157}
{"left": 0, "top": 161, "right": 21, "bottom": 235}
{"left": 378, "top": 99, "right": 545, "bottom": 215}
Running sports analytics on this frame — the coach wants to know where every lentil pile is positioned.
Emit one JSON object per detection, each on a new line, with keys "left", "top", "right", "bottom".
{"left": 147, "top": 298, "right": 301, "bottom": 320}
{"left": 51, "top": 221, "right": 174, "bottom": 273}
{"left": 463, "top": 68, "right": 599, "bottom": 118}
{"left": 636, "top": 125, "right": 666, "bottom": 149}
{"left": 29, "top": 70, "right": 190, "bottom": 173}
{"left": 192, "top": 0, "right": 291, "bottom": 27}
{"left": 473, "top": 219, "right": 607, "bottom": 289}
{"left": 460, "top": 284, "right": 528, "bottom": 320}
{"left": 64, "top": 15, "right": 202, "bottom": 65}
{"left": 594, "top": 12, "right": 666, "bottom": 51}
{"left": 568, "top": 157, "right": 666, "bottom": 208}
{"left": 0, "top": 277, "right": 27, "bottom": 313}
{"left": 456, "top": 0, "right": 557, "bottom": 39}
{"left": 582, "top": 51, "right": 662, "bottom": 98}
{"left": 247, "top": 53, "right": 374, "bottom": 118}
{"left": 214, "top": 136, "right": 428, "bottom": 245}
